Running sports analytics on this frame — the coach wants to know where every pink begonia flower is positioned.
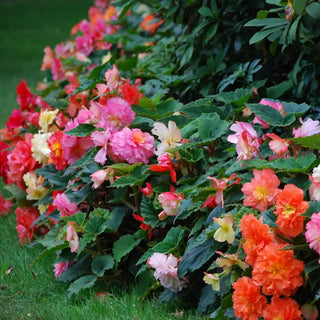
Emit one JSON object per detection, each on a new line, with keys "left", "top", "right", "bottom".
{"left": 91, "top": 130, "right": 112, "bottom": 165}
{"left": 147, "top": 253, "right": 188, "bottom": 292}
{"left": 253, "top": 99, "right": 285, "bottom": 129}
{"left": 158, "top": 191, "right": 184, "bottom": 220}
{"left": 207, "top": 174, "right": 241, "bottom": 208}
{"left": 227, "top": 121, "right": 261, "bottom": 161}
{"left": 51, "top": 58, "right": 65, "bottom": 81}
{"left": 109, "top": 127, "right": 154, "bottom": 164}
{"left": 309, "top": 164, "right": 320, "bottom": 201}
{"left": 53, "top": 261, "right": 71, "bottom": 278}
{"left": 75, "top": 107, "right": 96, "bottom": 124}
{"left": 53, "top": 193, "right": 79, "bottom": 217}
{"left": 91, "top": 169, "right": 107, "bottom": 189}
{"left": 67, "top": 223, "right": 79, "bottom": 253}
{"left": 241, "top": 169, "right": 280, "bottom": 212}
{"left": 293, "top": 118, "right": 320, "bottom": 138}
{"left": 96, "top": 83, "right": 108, "bottom": 96}
{"left": 105, "top": 64, "right": 119, "bottom": 91}
{"left": 75, "top": 34, "right": 94, "bottom": 56}
{"left": 151, "top": 121, "right": 182, "bottom": 156}
{"left": 0, "top": 195, "right": 12, "bottom": 218}
{"left": 62, "top": 120, "right": 94, "bottom": 165}
{"left": 91, "top": 97, "right": 135, "bottom": 132}
{"left": 305, "top": 212, "right": 320, "bottom": 260}
{"left": 265, "top": 133, "right": 290, "bottom": 159}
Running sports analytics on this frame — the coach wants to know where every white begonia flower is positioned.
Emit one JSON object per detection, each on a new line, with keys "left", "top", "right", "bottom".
{"left": 31, "top": 132, "right": 52, "bottom": 164}
{"left": 151, "top": 120, "right": 182, "bottom": 156}
{"left": 39, "top": 109, "right": 59, "bottom": 132}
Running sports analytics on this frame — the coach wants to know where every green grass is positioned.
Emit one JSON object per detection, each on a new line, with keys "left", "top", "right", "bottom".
{"left": 0, "top": 1, "right": 203, "bottom": 319}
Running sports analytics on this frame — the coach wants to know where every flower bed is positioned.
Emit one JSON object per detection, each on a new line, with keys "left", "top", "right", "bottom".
{"left": 1, "top": 0, "right": 320, "bottom": 318}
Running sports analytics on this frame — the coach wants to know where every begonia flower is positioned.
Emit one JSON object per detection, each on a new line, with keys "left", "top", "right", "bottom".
{"left": 263, "top": 297, "right": 302, "bottom": 320}
{"left": 53, "top": 193, "right": 79, "bottom": 217}
{"left": 48, "top": 131, "right": 68, "bottom": 170}
{"left": 227, "top": 121, "right": 261, "bottom": 160}
{"left": 109, "top": 127, "right": 154, "bottom": 165}
{"left": 53, "top": 261, "right": 71, "bottom": 278}
{"left": 274, "top": 184, "right": 309, "bottom": 237}
{"left": 15, "top": 206, "right": 40, "bottom": 243}
{"left": 6, "top": 109, "right": 25, "bottom": 129}
{"left": 91, "top": 169, "right": 107, "bottom": 189}
{"left": 150, "top": 153, "right": 177, "bottom": 183}
{"left": 213, "top": 215, "right": 235, "bottom": 244}
{"left": 203, "top": 272, "right": 220, "bottom": 291}
{"left": 39, "top": 109, "right": 59, "bottom": 133}
{"left": 252, "top": 243, "right": 304, "bottom": 297}
{"left": 232, "top": 276, "right": 267, "bottom": 320}
{"left": 31, "top": 132, "right": 53, "bottom": 165}
{"left": 265, "top": 133, "right": 290, "bottom": 159}
{"left": 147, "top": 252, "right": 188, "bottom": 292}
{"left": 67, "top": 223, "right": 79, "bottom": 253}
{"left": 242, "top": 168, "right": 280, "bottom": 212}
{"left": 293, "top": 117, "right": 320, "bottom": 138}
{"left": 158, "top": 191, "right": 184, "bottom": 220}
{"left": 305, "top": 212, "right": 320, "bottom": 259}
{"left": 239, "top": 214, "right": 274, "bottom": 266}
{"left": 151, "top": 121, "right": 182, "bottom": 156}
{"left": 23, "top": 172, "right": 48, "bottom": 201}
{"left": 0, "top": 195, "right": 12, "bottom": 218}
{"left": 104, "top": 64, "right": 119, "bottom": 91}
{"left": 91, "top": 130, "right": 111, "bottom": 165}
{"left": 141, "top": 182, "right": 153, "bottom": 197}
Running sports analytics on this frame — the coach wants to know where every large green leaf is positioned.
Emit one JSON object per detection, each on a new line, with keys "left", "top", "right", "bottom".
{"left": 306, "top": 2, "right": 320, "bottom": 20}
{"left": 67, "top": 275, "right": 97, "bottom": 298}
{"left": 91, "top": 255, "right": 114, "bottom": 277}
{"left": 113, "top": 234, "right": 141, "bottom": 264}
{"left": 290, "top": 134, "right": 320, "bottom": 149}
{"left": 112, "top": 166, "right": 150, "bottom": 187}
{"left": 65, "top": 124, "right": 96, "bottom": 137}
{"left": 85, "top": 216, "right": 109, "bottom": 234}
{"left": 243, "top": 154, "right": 316, "bottom": 173}
{"left": 178, "top": 238, "right": 223, "bottom": 277}
{"left": 58, "top": 255, "right": 92, "bottom": 282}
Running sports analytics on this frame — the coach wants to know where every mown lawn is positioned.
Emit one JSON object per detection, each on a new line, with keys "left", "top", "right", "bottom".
{"left": 0, "top": 1, "right": 202, "bottom": 319}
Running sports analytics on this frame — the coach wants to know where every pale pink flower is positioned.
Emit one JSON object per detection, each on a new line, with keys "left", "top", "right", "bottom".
{"left": 227, "top": 121, "right": 261, "bottom": 160}
{"left": 75, "top": 108, "right": 96, "bottom": 124}
{"left": 309, "top": 164, "right": 320, "bottom": 201}
{"left": 105, "top": 64, "right": 119, "bottom": 91}
{"left": 311, "top": 164, "right": 320, "bottom": 183}
{"left": 109, "top": 127, "right": 154, "bottom": 164}
{"left": 91, "top": 130, "right": 112, "bottom": 165}
{"left": 67, "top": 223, "right": 79, "bottom": 253}
{"left": 147, "top": 252, "right": 188, "bottom": 292}
{"left": 53, "top": 261, "right": 70, "bottom": 278}
{"left": 293, "top": 118, "right": 320, "bottom": 138}
{"left": 265, "top": 133, "right": 290, "bottom": 159}
{"left": 305, "top": 212, "right": 320, "bottom": 258}
{"left": 53, "top": 193, "right": 79, "bottom": 217}
{"left": 253, "top": 99, "right": 285, "bottom": 129}
{"left": 151, "top": 121, "right": 182, "bottom": 156}
{"left": 158, "top": 191, "right": 184, "bottom": 220}
{"left": 91, "top": 170, "right": 108, "bottom": 189}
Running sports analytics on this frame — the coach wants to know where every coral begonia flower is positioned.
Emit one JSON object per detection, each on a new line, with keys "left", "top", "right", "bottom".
{"left": 140, "top": 14, "right": 164, "bottom": 35}
{"left": 252, "top": 243, "right": 304, "bottom": 297}
{"left": 274, "top": 184, "right": 309, "bottom": 237}
{"left": 239, "top": 213, "right": 274, "bottom": 266}
{"left": 263, "top": 297, "right": 303, "bottom": 320}
{"left": 150, "top": 153, "right": 177, "bottom": 183}
{"left": 242, "top": 168, "right": 280, "bottom": 212}
{"left": 232, "top": 276, "right": 267, "bottom": 320}
{"left": 265, "top": 133, "right": 290, "bottom": 159}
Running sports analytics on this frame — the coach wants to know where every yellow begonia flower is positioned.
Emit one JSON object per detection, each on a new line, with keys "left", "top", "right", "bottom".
{"left": 213, "top": 215, "right": 235, "bottom": 244}
{"left": 23, "top": 172, "right": 48, "bottom": 201}
{"left": 203, "top": 272, "right": 220, "bottom": 292}
{"left": 39, "top": 109, "right": 59, "bottom": 133}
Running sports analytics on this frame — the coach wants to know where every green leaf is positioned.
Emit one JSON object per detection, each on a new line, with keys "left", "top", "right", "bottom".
{"left": 113, "top": 234, "right": 141, "bottom": 264}
{"left": 198, "top": 7, "right": 212, "bottom": 17}
{"left": 66, "top": 184, "right": 92, "bottom": 204}
{"left": 245, "top": 18, "right": 287, "bottom": 27}
{"left": 106, "top": 207, "right": 126, "bottom": 232}
{"left": 178, "top": 238, "right": 222, "bottom": 277}
{"left": 249, "top": 27, "right": 281, "bottom": 44}
{"left": 112, "top": 166, "right": 150, "bottom": 188}
{"left": 32, "top": 243, "right": 69, "bottom": 266}
{"left": 136, "top": 227, "right": 186, "bottom": 265}
{"left": 63, "top": 212, "right": 87, "bottom": 227}
{"left": 180, "top": 45, "right": 194, "bottom": 68}
{"left": 306, "top": 2, "right": 320, "bottom": 20}
{"left": 257, "top": 10, "right": 269, "bottom": 19}
{"left": 174, "top": 199, "right": 194, "bottom": 221}
{"left": 211, "top": 88, "right": 252, "bottom": 107}
{"left": 292, "top": 0, "right": 307, "bottom": 14}
{"left": 266, "top": 80, "right": 293, "bottom": 99}
{"left": 282, "top": 101, "right": 310, "bottom": 115}
{"left": 91, "top": 255, "right": 114, "bottom": 277}
{"left": 58, "top": 255, "right": 92, "bottom": 282}
{"left": 43, "top": 98, "right": 69, "bottom": 110}
{"left": 305, "top": 259, "right": 320, "bottom": 275}
{"left": 85, "top": 216, "right": 109, "bottom": 234}
{"left": 290, "top": 134, "right": 320, "bottom": 149}
{"left": 67, "top": 275, "right": 97, "bottom": 298}
{"left": 262, "top": 210, "right": 278, "bottom": 228}
{"left": 305, "top": 202, "right": 320, "bottom": 218}
{"left": 243, "top": 154, "right": 316, "bottom": 173}
{"left": 65, "top": 124, "right": 96, "bottom": 137}
{"left": 198, "top": 113, "right": 230, "bottom": 141}
{"left": 4, "top": 184, "right": 26, "bottom": 201}
{"left": 247, "top": 103, "right": 295, "bottom": 127}
{"left": 178, "top": 147, "right": 204, "bottom": 162}
{"left": 197, "top": 285, "right": 218, "bottom": 314}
